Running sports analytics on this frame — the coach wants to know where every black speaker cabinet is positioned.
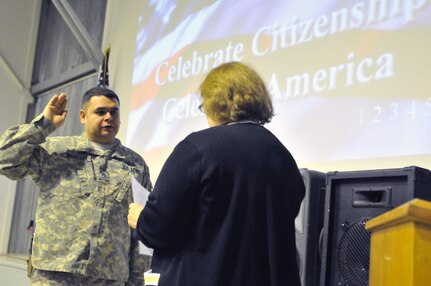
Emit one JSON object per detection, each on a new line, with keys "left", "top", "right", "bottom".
{"left": 319, "top": 166, "right": 431, "bottom": 286}
{"left": 296, "top": 169, "right": 326, "bottom": 286}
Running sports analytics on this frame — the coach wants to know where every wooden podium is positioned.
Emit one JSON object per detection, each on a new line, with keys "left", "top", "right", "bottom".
{"left": 365, "top": 198, "right": 431, "bottom": 286}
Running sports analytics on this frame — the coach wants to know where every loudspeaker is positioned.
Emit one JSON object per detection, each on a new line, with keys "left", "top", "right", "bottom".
{"left": 319, "top": 166, "right": 431, "bottom": 286}
{"left": 296, "top": 169, "right": 326, "bottom": 286}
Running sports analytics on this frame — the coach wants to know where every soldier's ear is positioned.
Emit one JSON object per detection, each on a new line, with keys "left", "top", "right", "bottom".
{"left": 79, "top": 109, "right": 86, "bottom": 125}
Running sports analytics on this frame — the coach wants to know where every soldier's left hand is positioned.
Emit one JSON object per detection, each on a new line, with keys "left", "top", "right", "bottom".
{"left": 128, "top": 203, "right": 144, "bottom": 229}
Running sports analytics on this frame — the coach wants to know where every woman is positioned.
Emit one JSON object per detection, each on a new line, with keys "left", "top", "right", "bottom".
{"left": 128, "top": 61, "right": 305, "bottom": 286}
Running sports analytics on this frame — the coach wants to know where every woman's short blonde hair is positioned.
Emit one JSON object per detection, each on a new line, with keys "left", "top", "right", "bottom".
{"left": 199, "top": 61, "right": 274, "bottom": 125}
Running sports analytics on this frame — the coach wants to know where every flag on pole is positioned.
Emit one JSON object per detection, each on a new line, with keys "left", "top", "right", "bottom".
{"left": 98, "top": 46, "right": 110, "bottom": 87}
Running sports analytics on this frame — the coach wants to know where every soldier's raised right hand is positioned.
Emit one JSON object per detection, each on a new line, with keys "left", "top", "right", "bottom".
{"left": 43, "top": 93, "right": 68, "bottom": 129}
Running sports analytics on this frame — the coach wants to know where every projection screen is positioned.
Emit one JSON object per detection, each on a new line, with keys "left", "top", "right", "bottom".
{"left": 127, "top": 0, "right": 431, "bottom": 179}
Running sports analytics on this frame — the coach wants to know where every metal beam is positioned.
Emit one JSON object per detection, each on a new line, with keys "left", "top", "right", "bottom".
{"left": 0, "top": 49, "right": 25, "bottom": 90}
{"left": 0, "top": 49, "right": 33, "bottom": 102}
{"left": 30, "top": 62, "right": 96, "bottom": 96}
{"left": 52, "top": 0, "right": 102, "bottom": 69}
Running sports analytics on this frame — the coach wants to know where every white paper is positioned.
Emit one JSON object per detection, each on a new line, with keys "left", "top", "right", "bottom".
{"left": 131, "top": 176, "right": 153, "bottom": 256}
{"left": 131, "top": 176, "right": 151, "bottom": 206}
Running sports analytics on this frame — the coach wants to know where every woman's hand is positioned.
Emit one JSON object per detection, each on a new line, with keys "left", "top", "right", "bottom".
{"left": 128, "top": 203, "right": 144, "bottom": 229}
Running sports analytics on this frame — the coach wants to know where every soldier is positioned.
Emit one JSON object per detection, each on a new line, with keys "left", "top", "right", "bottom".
{"left": 0, "top": 87, "right": 152, "bottom": 285}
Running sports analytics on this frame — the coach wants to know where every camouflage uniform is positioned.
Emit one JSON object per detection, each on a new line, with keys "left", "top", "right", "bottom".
{"left": 0, "top": 114, "right": 152, "bottom": 285}
{"left": 31, "top": 269, "right": 126, "bottom": 286}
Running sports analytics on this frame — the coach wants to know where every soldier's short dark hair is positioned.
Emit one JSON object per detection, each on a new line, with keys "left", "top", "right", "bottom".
{"left": 82, "top": 87, "right": 120, "bottom": 107}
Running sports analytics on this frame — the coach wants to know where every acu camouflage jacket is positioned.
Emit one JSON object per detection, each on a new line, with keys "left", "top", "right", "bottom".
{"left": 0, "top": 114, "right": 153, "bottom": 284}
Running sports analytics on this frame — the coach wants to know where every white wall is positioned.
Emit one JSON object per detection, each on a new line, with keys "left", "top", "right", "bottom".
{"left": 0, "top": 256, "right": 28, "bottom": 286}
{"left": 0, "top": 0, "right": 41, "bottom": 284}
{"left": 102, "top": 0, "right": 142, "bottom": 144}
{"left": 0, "top": 0, "right": 41, "bottom": 253}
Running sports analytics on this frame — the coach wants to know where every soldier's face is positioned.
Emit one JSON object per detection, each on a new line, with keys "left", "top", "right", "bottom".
{"left": 80, "top": 95, "right": 121, "bottom": 144}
